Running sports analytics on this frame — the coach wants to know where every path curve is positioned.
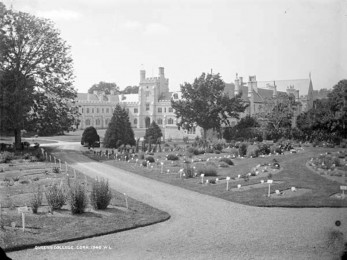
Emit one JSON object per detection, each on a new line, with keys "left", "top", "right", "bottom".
{"left": 8, "top": 142, "right": 347, "bottom": 260}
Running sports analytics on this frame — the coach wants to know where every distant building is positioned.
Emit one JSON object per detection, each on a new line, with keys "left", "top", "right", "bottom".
{"left": 76, "top": 67, "right": 199, "bottom": 140}
{"left": 76, "top": 67, "right": 314, "bottom": 138}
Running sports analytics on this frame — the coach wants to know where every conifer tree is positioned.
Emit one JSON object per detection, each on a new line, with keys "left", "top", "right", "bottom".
{"left": 144, "top": 121, "right": 163, "bottom": 143}
{"left": 103, "top": 104, "right": 135, "bottom": 148}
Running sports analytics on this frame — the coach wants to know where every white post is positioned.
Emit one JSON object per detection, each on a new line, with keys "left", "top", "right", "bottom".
{"left": 226, "top": 177, "right": 230, "bottom": 191}
{"left": 124, "top": 193, "right": 128, "bottom": 209}
{"left": 267, "top": 180, "right": 273, "bottom": 197}
{"left": 22, "top": 212, "right": 25, "bottom": 232}
{"left": 201, "top": 174, "right": 204, "bottom": 184}
{"left": 49, "top": 155, "right": 51, "bottom": 162}
{"left": 161, "top": 162, "right": 164, "bottom": 173}
{"left": 54, "top": 157, "right": 57, "bottom": 164}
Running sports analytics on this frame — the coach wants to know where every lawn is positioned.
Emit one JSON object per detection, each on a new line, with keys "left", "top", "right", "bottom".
{"left": 83, "top": 145, "right": 347, "bottom": 208}
{"left": 0, "top": 149, "right": 170, "bottom": 252}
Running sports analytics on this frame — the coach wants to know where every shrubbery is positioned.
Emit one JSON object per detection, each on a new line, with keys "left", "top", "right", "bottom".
{"left": 90, "top": 178, "right": 112, "bottom": 210}
{"left": 30, "top": 185, "right": 43, "bottom": 214}
{"left": 258, "top": 143, "right": 271, "bottom": 155}
{"left": 219, "top": 157, "right": 234, "bottom": 165}
{"left": 246, "top": 144, "right": 260, "bottom": 158}
{"left": 69, "top": 182, "right": 88, "bottom": 214}
{"left": 45, "top": 183, "right": 67, "bottom": 211}
{"left": 196, "top": 162, "right": 218, "bottom": 176}
{"left": 167, "top": 154, "right": 179, "bottom": 161}
{"left": 146, "top": 156, "right": 155, "bottom": 163}
{"left": 238, "top": 143, "right": 248, "bottom": 157}
{"left": 0, "top": 151, "right": 14, "bottom": 163}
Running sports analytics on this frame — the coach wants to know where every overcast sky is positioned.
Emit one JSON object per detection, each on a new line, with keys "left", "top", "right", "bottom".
{"left": 3, "top": 0, "right": 347, "bottom": 95}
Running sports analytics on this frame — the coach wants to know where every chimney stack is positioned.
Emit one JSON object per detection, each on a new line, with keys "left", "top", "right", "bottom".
{"left": 159, "top": 67, "right": 164, "bottom": 78}
{"left": 140, "top": 70, "right": 146, "bottom": 82}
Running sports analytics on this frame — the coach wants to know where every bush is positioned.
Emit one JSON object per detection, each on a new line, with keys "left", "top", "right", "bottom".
{"left": 214, "top": 150, "right": 221, "bottom": 154}
{"left": 219, "top": 157, "right": 234, "bottom": 165}
{"left": 0, "top": 151, "right": 14, "bottom": 163}
{"left": 30, "top": 185, "right": 43, "bottom": 214}
{"left": 219, "top": 161, "right": 229, "bottom": 168}
{"left": 205, "top": 147, "right": 214, "bottom": 153}
{"left": 52, "top": 167, "right": 60, "bottom": 173}
{"left": 238, "top": 143, "right": 248, "bottom": 157}
{"left": 90, "top": 178, "right": 112, "bottom": 210}
{"left": 196, "top": 162, "right": 218, "bottom": 176}
{"left": 23, "top": 153, "right": 31, "bottom": 159}
{"left": 45, "top": 183, "right": 67, "bottom": 211}
{"left": 183, "top": 162, "right": 195, "bottom": 178}
{"left": 146, "top": 156, "right": 155, "bottom": 163}
{"left": 229, "top": 148, "right": 239, "bottom": 157}
{"left": 142, "top": 161, "right": 148, "bottom": 167}
{"left": 258, "top": 143, "right": 271, "bottom": 155}
{"left": 246, "top": 145, "right": 260, "bottom": 158}
{"left": 167, "top": 154, "right": 179, "bottom": 161}
{"left": 69, "top": 182, "right": 88, "bottom": 214}
{"left": 204, "top": 165, "right": 218, "bottom": 176}
{"left": 270, "top": 145, "right": 282, "bottom": 154}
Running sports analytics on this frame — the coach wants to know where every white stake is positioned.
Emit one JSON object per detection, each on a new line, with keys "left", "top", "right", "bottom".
{"left": 267, "top": 180, "right": 273, "bottom": 197}
{"left": 124, "top": 193, "right": 128, "bottom": 209}
{"left": 22, "top": 212, "right": 25, "bottom": 231}
{"left": 201, "top": 174, "right": 204, "bottom": 184}
{"left": 226, "top": 177, "right": 230, "bottom": 191}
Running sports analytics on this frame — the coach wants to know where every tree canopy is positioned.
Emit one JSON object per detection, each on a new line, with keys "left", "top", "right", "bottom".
{"left": 103, "top": 104, "right": 135, "bottom": 148}
{"left": 0, "top": 7, "right": 79, "bottom": 147}
{"left": 171, "top": 72, "right": 247, "bottom": 139}
{"left": 297, "top": 79, "right": 347, "bottom": 141}
{"left": 120, "top": 85, "right": 139, "bottom": 94}
{"left": 81, "top": 126, "right": 100, "bottom": 147}
{"left": 144, "top": 121, "right": 162, "bottom": 143}
{"left": 88, "top": 81, "right": 119, "bottom": 95}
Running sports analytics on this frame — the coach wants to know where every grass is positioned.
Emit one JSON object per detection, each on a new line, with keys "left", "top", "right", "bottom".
{"left": 0, "top": 149, "right": 170, "bottom": 252}
{"left": 84, "top": 146, "right": 347, "bottom": 208}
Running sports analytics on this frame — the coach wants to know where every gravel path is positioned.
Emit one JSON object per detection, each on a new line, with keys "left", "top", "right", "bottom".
{"left": 8, "top": 143, "right": 347, "bottom": 260}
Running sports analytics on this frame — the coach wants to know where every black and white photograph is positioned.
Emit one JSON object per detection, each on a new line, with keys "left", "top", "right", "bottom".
{"left": 0, "top": 0, "right": 346, "bottom": 259}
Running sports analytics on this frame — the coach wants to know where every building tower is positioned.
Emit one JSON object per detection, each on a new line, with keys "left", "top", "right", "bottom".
{"left": 307, "top": 73, "right": 314, "bottom": 110}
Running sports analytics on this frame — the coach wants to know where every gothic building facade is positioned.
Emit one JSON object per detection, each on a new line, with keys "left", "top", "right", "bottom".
{"left": 76, "top": 67, "right": 314, "bottom": 139}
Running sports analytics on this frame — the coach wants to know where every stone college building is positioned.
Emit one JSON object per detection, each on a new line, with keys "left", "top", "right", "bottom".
{"left": 76, "top": 67, "right": 314, "bottom": 139}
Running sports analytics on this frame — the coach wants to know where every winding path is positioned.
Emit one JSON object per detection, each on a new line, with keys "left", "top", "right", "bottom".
{"left": 8, "top": 142, "right": 347, "bottom": 260}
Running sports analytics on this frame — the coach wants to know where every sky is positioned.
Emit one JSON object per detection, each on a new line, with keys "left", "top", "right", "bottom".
{"left": 2, "top": 0, "right": 347, "bottom": 95}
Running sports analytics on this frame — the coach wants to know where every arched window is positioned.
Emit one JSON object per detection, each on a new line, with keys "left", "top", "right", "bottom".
{"left": 157, "top": 118, "right": 163, "bottom": 125}
{"left": 96, "top": 119, "right": 100, "bottom": 125}
{"left": 168, "top": 118, "right": 174, "bottom": 124}
{"left": 134, "top": 118, "right": 138, "bottom": 125}
{"left": 85, "top": 119, "right": 91, "bottom": 126}
{"left": 86, "top": 108, "right": 89, "bottom": 114}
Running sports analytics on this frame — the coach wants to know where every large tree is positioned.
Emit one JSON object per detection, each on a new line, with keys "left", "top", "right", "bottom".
{"left": 297, "top": 80, "right": 347, "bottom": 141}
{"left": 103, "top": 104, "right": 135, "bottom": 148}
{"left": 88, "top": 81, "right": 119, "bottom": 94}
{"left": 171, "top": 72, "right": 247, "bottom": 140}
{"left": 120, "top": 85, "right": 139, "bottom": 94}
{"left": 0, "top": 7, "right": 79, "bottom": 148}
{"left": 81, "top": 126, "right": 99, "bottom": 147}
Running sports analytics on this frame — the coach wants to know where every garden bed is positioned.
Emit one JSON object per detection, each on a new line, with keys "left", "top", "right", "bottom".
{"left": 0, "top": 149, "right": 170, "bottom": 252}
{"left": 84, "top": 146, "right": 347, "bottom": 208}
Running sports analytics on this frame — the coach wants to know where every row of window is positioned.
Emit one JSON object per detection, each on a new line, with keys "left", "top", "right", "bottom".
{"left": 85, "top": 118, "right": 175, "bottom": 127}
{"left": 82, "top": 106, "right": 174, "bottom": 114}
{"left": 82, "top": 107, "right": 111, "bottom": 114}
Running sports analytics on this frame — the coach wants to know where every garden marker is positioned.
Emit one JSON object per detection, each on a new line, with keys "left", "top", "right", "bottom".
{"left": 124, "top": 193, "right": 128, "bottom": 209}
{"left": 237, "top": 184, "right": 241, "bottom": 189}
{"left": 201, "top": 174, "right": 204, "bottom": 184}
{"left": 340, "top": 186, "right": 347, "bottom": 198}
{"left": 267, "top": 180, "right": 273, "bottom": 197}
{"left": 17, "top": 206, "right": 29, "bottom": 232}
{"left": 161, "top": 162, "right": 164, "bottom": 173}
{"left": 237, "top": 174, "right": 241, "bottom": 178}
{"left": 226, "top": 177, "right": 230, "bottom": 191}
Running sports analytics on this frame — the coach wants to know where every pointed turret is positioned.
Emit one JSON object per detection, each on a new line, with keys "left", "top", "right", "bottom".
{"left": 307, "top": 73, "right": 314, "bottom": 110}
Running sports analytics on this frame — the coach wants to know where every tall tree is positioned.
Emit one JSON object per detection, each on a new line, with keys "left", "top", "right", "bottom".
{"left": 0, "top": 8, "right": 79, "bottom": 148}
{"left": 120, "top": 85, "right": 139, "bottom": 94}
{"left": 103, "top": 104, "right": 135, "bottom": 148}
{"left": 144, "top": 121, "right": 162, "bottom": 143}
{"left": 88, "top": 82, "right": 119, "bottom": 94}
{"left": 171, "top": 72, "right": 247, "bottom": 140}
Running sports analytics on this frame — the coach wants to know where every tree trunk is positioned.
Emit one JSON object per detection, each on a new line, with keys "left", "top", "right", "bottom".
{"left": 14, "top": 129, "right": 22, "bottom": 150}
